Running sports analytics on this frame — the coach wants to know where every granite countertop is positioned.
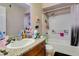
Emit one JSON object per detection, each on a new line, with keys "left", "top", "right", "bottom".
{"left": 0, "top": 38, "right": 45, "bottom": 56}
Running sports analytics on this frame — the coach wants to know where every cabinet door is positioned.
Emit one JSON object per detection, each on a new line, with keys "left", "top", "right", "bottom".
{"left": 23, "top": 41, "right": 46, "bottom": 56}
{"left": 36, "top": 48, "right": 45, "bottom": 56}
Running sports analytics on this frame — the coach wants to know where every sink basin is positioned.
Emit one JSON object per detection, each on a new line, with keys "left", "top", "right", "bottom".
{"left": 6, "top": 38, "right": 35, "bottom": 49}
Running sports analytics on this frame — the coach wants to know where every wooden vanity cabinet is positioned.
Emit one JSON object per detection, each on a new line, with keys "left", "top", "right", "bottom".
{"left": 23, "top": 41, "right": 46, "bottom": 56}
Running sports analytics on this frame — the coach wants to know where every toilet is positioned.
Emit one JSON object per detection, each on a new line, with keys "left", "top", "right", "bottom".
{"left": 45, "top": 44, "right": 55, "bottom": 56}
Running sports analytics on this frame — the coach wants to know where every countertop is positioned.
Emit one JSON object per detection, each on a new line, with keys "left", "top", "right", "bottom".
{"left": 0, "top": 38, "right": 45, "bottom": 56}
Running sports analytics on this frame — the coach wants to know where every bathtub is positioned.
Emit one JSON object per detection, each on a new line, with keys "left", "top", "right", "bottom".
{"left": 48, "top": 38, "right": 79, "bottom": 56}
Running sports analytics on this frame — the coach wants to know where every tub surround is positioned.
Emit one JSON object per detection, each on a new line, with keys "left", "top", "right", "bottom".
{"left": 0, "top": 38, "right": 45, "bottom": 56}
{"left": 48, "top": 38, "right": 79, "bottom": 56}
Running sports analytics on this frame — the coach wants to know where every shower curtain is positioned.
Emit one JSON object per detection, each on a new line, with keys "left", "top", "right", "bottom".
{"left": 71, "top": 4, "right": 79, "bottom": 46}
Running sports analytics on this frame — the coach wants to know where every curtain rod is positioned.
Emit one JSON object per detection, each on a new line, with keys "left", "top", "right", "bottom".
{"left": 43, "top": 5, "right": 71, "bottom": 14}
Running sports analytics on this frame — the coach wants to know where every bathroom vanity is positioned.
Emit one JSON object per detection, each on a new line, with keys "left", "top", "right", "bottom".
{"left": 22, "top": 40, "right": 46, "bottom": 56}
{"left": 0, "top": 38, "right": 46, "bottom": 56}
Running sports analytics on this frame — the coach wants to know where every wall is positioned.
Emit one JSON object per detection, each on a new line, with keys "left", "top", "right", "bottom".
{"left": 0, "top": 4, "right": 26, "bottom": 36}
{"left": 42, "top": 3, "right": 61, "bottom": 34}
{"left": 42, "top": 14, "right": 48, "bottom": 34}
{"left": 31, "top": 3, "right": 42, "bottom": 34}
{"left": 31, "top": 3, "right": 59, "bottom": 34}
{"left": 48, "top": 13, "right": 73, "bottom": 45}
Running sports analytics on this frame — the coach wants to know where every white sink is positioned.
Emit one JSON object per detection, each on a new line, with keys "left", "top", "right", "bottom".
{"left": 6, "top": 38, "right": 35, "bottom": 49}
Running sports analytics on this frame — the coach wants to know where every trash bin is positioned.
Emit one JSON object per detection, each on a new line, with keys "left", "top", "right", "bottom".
{"left": 46, "top": 44, "right": 55, "bottom": 56}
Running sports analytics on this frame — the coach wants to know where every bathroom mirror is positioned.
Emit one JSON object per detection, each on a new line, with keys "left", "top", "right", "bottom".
{"left": 0, "top": 3, "right": 31, "bottom": 36}
{"left": 0, "top": 6, "right": 6, "bottom": 34}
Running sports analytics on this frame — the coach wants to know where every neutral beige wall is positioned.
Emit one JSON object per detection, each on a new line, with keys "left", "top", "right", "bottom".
{"left": 31, "top": 3, "right": 52, "bottom": 34}
{"left": 0, "top": 4, "right": 26, "bottom": 36}
{"left": 31, "top": 3, "right": 42, "bottom": 34}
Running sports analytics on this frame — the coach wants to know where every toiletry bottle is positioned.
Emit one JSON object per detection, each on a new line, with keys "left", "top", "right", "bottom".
{"left": 18, "top": 32, "right": 22, "bottom": 40}
{"left": 34, "top": 30, "right": 37, "bottom": 39}
{"left": 22, "top": 32, "right": 25, "bottom": 39}
{"left": 26, "top": 28, "right": 30, "bottom": 38}
{"left": 2, "top": 32, "right": 5, "bottom": 40}
{"left": 0, "top": 32, "right": 4, "bottom": 40}
{"left": 0, "top": 32, "right": 2, "bottom": 40}
{"left": 33, "top": 26, "right": 40, "bottom": 39}
{"left": 24, "top": 30, "right": 27, "bottom": 38}
{"left": 34, "top": 30, "right": 40, "bottom": 39}
{"left": 22, "top": 30, "right": 27, "bottom": 39}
